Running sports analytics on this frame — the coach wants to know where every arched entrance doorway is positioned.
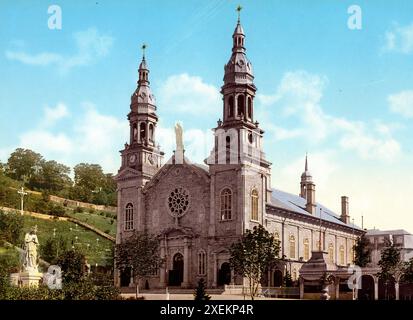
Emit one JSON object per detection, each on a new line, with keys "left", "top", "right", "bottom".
{"left": 169, "top": 253, "right": 184, "bottom": 286}
{"left": 218, "top": 262, "right": 231, "bottom": 286}
{"left": 120, "top": 267, "right": 131, "bottom": 287}
{"left": 358, "top": 275, "right": 375, "bottom": 300}
{"left": 273, "top": 270, "right": 283, "bottom": 287}
{"left": 379, "top": 276, "right": 396, "bottom": 300}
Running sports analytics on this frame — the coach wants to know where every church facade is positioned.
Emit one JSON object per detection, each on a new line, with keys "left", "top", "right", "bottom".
{"left": 114, "top": 16, "right": 364, "bottom": 289}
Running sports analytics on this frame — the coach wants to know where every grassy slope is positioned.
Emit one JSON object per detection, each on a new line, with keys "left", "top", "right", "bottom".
{"left": 66, "top": 210, "right": 116, "bottom": 237}
{"left": 22, "top": 215, "right": 114, "bottom": 266}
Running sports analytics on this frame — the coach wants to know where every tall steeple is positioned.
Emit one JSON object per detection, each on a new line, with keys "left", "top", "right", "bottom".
{"left": 119, "top": 44, "right": 163, "bottom": 184}
{"left": 300, "top": 154, "right": 313, "bottom": 198}
{"left": 221, "top": 5, "right": 256, "bottom": 126}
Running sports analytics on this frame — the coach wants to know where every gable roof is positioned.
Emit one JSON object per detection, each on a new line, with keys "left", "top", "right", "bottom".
{"left": 268, "top": 189, "right": 363, "bottom": 231}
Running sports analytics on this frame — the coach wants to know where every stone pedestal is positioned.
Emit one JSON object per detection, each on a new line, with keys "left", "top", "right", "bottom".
{"left": 19, "top": 271, "right": 43, "bottom": 288}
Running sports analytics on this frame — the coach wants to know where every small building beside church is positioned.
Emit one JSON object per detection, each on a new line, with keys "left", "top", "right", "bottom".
{"left": 114, "top": 13, "right": 364, "bottom": 289}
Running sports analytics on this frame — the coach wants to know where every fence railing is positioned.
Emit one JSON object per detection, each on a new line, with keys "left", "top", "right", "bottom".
{"left": 224, "top": 284, "right": 299, "bottom": 298}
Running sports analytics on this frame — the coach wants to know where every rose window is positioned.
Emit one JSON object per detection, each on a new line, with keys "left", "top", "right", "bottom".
{"left": 167, "top": 187, "right": 190, "bottom": 217}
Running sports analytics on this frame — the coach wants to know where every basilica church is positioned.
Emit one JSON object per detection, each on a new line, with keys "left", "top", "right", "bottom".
{"left": 114, "top": 15, "right": 364, "bottom": 289}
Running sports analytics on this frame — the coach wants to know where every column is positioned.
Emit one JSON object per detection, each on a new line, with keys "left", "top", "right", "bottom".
{"left": 395, "top": 281, "right": 399, "bottom": 300}
{"left": 267, "top": 270, "right": 271, "bottom": 287}
{"left": 212, "top": 254, "right": 217, "bottom": 288}
{"left": 230, "top": 269, "right": 235, "bottom": 285}
{"left": 182, "top": 238, "right": 190, "bottom": 288}
{"left": 159, "top": 240, "right": 166, "bottom": 287}
{"left": 374, "top": 278, "right": 379, "bottom": 300}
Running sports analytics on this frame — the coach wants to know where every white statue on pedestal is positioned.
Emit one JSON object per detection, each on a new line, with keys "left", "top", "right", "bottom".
{"left": 24, "top": 226, "right": 39, "bottom": 273}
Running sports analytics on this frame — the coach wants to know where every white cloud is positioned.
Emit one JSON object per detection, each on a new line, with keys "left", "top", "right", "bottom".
{"left": 12, "top": 103, "right": 126, "bottom": 173}
{"left": 43, "top": 103, "right": 69, "bottom": 126}
{"left": 158, "top": 73, "right": 221, "bottom": 115}
{"left": 5, "top": 28, "right": 114, "bottom": 73}
{"left": 388, "top": 90, "right": 413, "bottom": 118}
{"left": 257, "top": 70, "right": 401, "bottom": 162}
{"left": 383, "top": 23, "right": 413, "bottom": 54}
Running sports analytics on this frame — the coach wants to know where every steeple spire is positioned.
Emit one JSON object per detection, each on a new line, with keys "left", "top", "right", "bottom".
{"left": 138, "top": 43, "right": 149, "bottom": 86}
{"left": 305, "top": 152, "right": 308, "bottom": 172}
{"left": 237, "top": 5, "right": 242, "bottom": 23}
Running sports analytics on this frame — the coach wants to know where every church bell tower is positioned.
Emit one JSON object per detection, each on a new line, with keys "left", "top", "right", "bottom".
{"left": 207, "top": 8, "right": 272, "bottom": 236}
{"left": 119, "top": 45, "right": 164, "bottom": 185}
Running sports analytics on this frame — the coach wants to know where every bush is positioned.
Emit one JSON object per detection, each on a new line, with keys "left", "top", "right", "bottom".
{"left": 49, "top": 204, "right": 66, "bottom": 217}
{"left": 0, "top": 211, "right": 24, "bottom": 244}
{"left": 75, "top": 206, "right": 84, "bottom": 213}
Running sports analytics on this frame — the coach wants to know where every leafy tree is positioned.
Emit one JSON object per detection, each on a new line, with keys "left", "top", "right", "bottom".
{"left": 377, "top": 238, "right": 402, "bottom": 300}
{"left": 115, "top": 231, "right": 163, "bottom": 296}
{"left": 0, "top": 210, "right": 24, "bottom": 245}
{"left": 30, "top": 160, "right": 72, "bottom": 192}
{"left": 41, "top": 236, "right": 68, "bottom": 264}
{"left": 283, "top": 270, "right": 293, "bottom": 287}
{"left": 229, "top": 225, "right": 280, "bottom": 300}
{"left": 194, "top": 278, "right": 211, "bottom": 301}
{"left": 6, "top": 148, "right": 43, "bottom": 182}
{"left": 55, "top": 249, "right": 87, "bottom": 284}
{"left": 353, "top": 234, "right": 372, "bottom": 267}
{"left": 400, "top": 257, "right": 413, "bottom": 284}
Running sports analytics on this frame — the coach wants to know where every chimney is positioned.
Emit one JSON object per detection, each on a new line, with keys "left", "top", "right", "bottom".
{"left": 305, "top": 182, "right": 316, "bottom": 215}
{"left": 341, "top": 196, "right": 350, "bottom": 224}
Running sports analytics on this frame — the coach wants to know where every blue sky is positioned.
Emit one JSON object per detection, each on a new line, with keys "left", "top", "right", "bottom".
{"left": 1, "top": 0, "right": 413, "bottom": 232}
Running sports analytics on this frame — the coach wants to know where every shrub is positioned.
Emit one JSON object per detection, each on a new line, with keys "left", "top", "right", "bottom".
{"left": 75, "top": 206, "right": 84, "bottom": 213}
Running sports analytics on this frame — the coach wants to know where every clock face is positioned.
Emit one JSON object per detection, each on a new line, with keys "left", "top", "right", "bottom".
{"left": 129, "top": 154, "right": 136, "bottom": 164}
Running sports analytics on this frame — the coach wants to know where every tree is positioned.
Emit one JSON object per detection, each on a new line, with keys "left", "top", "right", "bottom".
{"left": 41, "top": 236, "right": 68, "bottom": 264}
{"left": 55, "top": 249, "right": 87, "bottom": 284}
{"left": 377, "top": 238, "right": 402, "bottom": 300}
{"left": 353, "top": 234, "right": 372, "bottom": 267}
{"left": 0, "top": 210, "right": 24, "bottom": 245}
{"left": 283, "top": 270, "right": 293, "bottom": 287}
{"left": 30, "top": 160, "right": 72, "bottom": 192}
{"left": 400, "top": 257, "right": 413, "bottom": 284}
{"left": 6, "top": 148, "right": 43, "bottom": 182}
{"left": 229, "top": 225, "right": 280, "bottom": 300}
{"left": 194, "top": 278, "right": 211, "bottom": 301}
{"left": 115, "top": 231, "right": 163, "bottom": 297}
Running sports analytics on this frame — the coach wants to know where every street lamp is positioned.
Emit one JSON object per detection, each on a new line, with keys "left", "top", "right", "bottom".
{"left": 17, "top": 187, "right": 27, "bottom": 216}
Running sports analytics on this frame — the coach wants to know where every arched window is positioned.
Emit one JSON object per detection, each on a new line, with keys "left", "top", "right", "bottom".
{"left": 228, "top": 96, "right": 234, "bottom": 118}
{"left": 148, "top": 124, "right": 154, "bottom": 143}
{"left": 251, "top": 189, "right": 259, "bottom": 221}
{"left": 220, "top": 188, "right": 232, "bottom": 220}
{"left": 289, "top": 235, "right": 296, "bottom": 259}
{"left": 304, "top": 238, "right": 310, "bottom": 261}
{"left": 132, "top": 123, "right": 138, "bottom": 142}
{"left": 339, "top": 245, "right": 345, "bottom": 265}
{"left": 328, "top": 243, "right": 334, "bottom": 264}
{"left": 139, "top": 122, "right": 146, "bottom": 143}
{"left": 247, "top": 97, "right": 252, "bottom": 119}
{"left": 237, "top": 95, "right": 245, "bottom": 118}
{"left": 124, "top": 203, "right": 134, "bottom": 231}
{"left": 198, "top": 250, "right": 206, "bottom": 275}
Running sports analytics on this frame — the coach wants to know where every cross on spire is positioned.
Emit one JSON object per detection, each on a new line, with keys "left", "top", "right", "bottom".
{"left": 236, "top": 5, "right": 242, "bottom": 23}
{"left": 141, "top": 43, "right": 147, "bottom": 60}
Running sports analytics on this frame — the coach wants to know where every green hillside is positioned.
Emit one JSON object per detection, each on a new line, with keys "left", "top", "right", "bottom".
{"left": 22, "top": 215, "right": 114, "bottom": 266}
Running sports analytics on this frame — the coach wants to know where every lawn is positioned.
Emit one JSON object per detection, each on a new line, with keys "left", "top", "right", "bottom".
{"left": 22, "top": 215, "right": 114, "bottom": 266}
{"left": 66, "top": 209, "right": 116, "bottom": 237}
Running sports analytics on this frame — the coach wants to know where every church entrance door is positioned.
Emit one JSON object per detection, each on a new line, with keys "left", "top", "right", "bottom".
{"left": 120, "top": 267, "right": 131, "bottom": 287}
{"left": 273, "top": 270, "right": 283, "bottom": 287}
{"left": 169, "top": 253, "right": 184, "bottom": 286}
{"left": 218, "top": 262, "right": 231, "bottom": 286}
